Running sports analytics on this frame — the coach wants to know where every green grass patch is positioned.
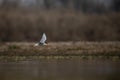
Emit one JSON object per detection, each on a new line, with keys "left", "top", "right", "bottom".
{"left": 0, "top": 55, "right": 119, "bottom": 62}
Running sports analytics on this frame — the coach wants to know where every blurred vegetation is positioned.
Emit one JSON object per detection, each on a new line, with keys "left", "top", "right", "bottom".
{"left": 0, "top": 9, "right": 120, "bottom": 42}
{"left": 0, "top": 0, "right": 120, "bottom": 12}
{"left": 0, "top": 0, "right": 120, "bottom": 42}
{"left": 0, "top": 42, "right": 120, "bottom": 60}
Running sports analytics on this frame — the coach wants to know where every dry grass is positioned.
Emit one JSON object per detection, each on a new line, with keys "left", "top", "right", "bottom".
{"left": 0, "top": 41, "right": 120, "bottom": 61}
{"left": 0, "top": 42, "right": 120, "bottom": 56}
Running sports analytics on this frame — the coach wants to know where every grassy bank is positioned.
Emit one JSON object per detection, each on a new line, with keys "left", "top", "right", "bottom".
{"left": 0, "top": 42, "right": 120, "bottom": 61}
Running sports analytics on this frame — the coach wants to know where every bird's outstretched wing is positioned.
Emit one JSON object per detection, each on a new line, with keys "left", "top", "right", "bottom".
{"left": 40, "top": 33, "right": 47, "bottom": 44}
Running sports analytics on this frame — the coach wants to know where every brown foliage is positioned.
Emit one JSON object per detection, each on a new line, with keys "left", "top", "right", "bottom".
{"left": 0, "top": 9, "right": 120, "bottom": 42}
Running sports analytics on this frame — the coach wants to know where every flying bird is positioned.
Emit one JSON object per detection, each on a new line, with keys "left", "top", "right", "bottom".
{"left": 34, "top": 33, "right": 47, "bottom": 46}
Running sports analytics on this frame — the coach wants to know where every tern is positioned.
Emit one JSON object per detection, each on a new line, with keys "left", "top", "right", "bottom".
{"left": 34, "top": 33, "right": 47, "bottom": 46}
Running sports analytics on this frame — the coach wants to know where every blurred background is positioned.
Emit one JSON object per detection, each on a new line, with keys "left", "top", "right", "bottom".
{"left": 0, "top": 0, "right": 120, "bottom": 42}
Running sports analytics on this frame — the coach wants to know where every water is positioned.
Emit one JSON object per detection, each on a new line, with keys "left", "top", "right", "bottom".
{"left": 0, "top": 59, "right": 120, "bottom": 80}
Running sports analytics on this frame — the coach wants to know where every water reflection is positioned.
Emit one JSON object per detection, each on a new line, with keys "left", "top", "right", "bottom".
{"left": 0, "top": 59, "right": 120, "bottom": 80}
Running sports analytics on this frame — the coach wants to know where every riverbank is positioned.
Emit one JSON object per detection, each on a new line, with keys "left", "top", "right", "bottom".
{"left": 0, "top": 42, "right": 120, "bottom": 61}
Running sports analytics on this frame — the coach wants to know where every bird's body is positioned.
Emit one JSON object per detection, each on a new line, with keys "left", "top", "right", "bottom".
{"left": 34, "top": 33, "right": 47, "bottom": 46}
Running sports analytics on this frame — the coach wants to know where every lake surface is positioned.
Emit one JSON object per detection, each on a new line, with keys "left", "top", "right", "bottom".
{"left": 0, "top": 59, "right": 120, "bottom": 80}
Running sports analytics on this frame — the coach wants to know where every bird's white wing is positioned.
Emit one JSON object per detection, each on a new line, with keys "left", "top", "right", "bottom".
{"left": 40, "top": 33, "right": 47, "bottom": 43}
